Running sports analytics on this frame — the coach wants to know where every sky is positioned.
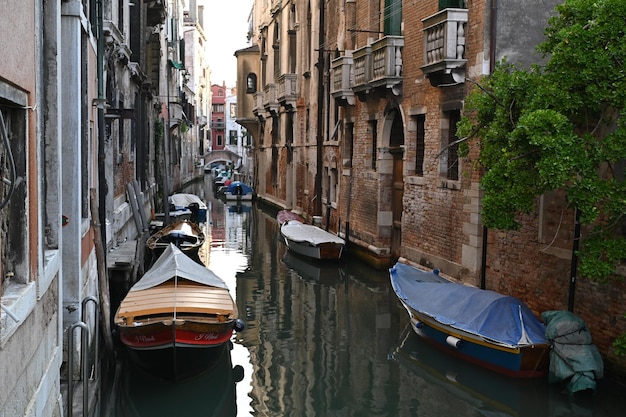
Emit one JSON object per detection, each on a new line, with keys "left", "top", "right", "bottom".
{"left": 204, "top": 1, "right": 254, "bottom": 88}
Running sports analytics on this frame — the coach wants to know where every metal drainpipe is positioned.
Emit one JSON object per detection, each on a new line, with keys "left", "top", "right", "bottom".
{"left": 480, "top": 0, "right": 497, "bottom": 290}
{"left": 96, "top": 0, "right": 107, "bottom": 253}
{"left": 314, "top": 0, "right": 326, "bottom": 217}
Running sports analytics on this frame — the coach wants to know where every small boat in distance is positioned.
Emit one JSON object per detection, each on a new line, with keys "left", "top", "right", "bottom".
{"left": 146, "top": 220, "right": 205, "bottom": 263}
{"left": 223, "top": 181, "right": 254, "bottom": 201}
{"left": 389, "top": 260, "right": 551, "bottom": 378}
{"left": 114, "top": 243, "right": 243, "bottom": 381}
{"left": 277, "top": 210, "right": 345, "bottom": 261}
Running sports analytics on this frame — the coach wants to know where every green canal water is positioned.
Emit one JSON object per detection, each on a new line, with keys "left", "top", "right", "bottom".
{"left": 99, "top": 176, "right": 624, "bottom": 417}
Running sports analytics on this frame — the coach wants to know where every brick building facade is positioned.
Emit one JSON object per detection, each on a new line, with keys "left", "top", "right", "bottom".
{"left": 238, "top": 0, "right": 626, "bottom": 374}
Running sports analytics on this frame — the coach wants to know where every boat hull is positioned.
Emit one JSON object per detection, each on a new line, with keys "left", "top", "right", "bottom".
{"left": 118, "top": 320, "right": 235, "bottom": 349}
{"left": 282, "top": 235, "right": 344, "bottom": 260}
{"left": 401, "top": 301, "right": 550, "bottom": 378}
{"left": 124, "top": 339, "right": 231, "bottom": 382}
{"left": 278, "top": 211, "right": 345, "bottom": 261}
{"left": 224, "top": 192, "right": 253, "bottom": 201}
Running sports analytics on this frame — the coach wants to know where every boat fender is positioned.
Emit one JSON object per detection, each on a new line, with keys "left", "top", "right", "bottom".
{"left": 445, "top": 371, "right": 459, "bottom": 383}
{"left": 234, "top": 319, "right": 246, "bottom": 332}
{"left": 446, "top": 335, "right": 462, "bottom": 348}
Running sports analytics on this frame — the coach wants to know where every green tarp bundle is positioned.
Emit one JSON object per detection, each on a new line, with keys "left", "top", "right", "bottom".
{"left": 542, "top": 310, "right": 604, "bottom": 394}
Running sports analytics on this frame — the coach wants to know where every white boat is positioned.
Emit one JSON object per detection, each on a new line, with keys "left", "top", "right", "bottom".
{"left": 277, "top": 210, "right": 345, "bottom": 260}
{"left": 169, "top": 193, "right": 207, "bottom": 222}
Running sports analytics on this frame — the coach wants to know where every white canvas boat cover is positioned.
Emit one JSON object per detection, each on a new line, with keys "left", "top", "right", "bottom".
{"left": 281, "top": 220, "right": 345, "bottom": 245}
{"left": 130, "top": 244, "right": 228, "bottom": 291}
{"left": 169, "top": 193, "right": 207, "bottom": 209}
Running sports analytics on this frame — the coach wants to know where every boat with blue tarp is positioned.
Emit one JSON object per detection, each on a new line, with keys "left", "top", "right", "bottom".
{"left": 390, "top": 260, "right": 551, "bottom": 378}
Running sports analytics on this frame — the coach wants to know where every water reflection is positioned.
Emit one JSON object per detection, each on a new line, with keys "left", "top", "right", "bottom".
{"left": 390, "top": 326, "right": 551, "bottom": 416}
{"left": 113, "top": 345, "right": 243, "bottom": 417}
{"left": 102, "top": 176, "right": 624, "bottom": 417}
{"left": 234, "top": 206, "right": 406, "bottom": 416}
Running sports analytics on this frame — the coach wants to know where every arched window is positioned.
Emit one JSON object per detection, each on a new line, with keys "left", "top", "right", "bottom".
{"left": 246, "top": 73, "right": 257, "bottom": 93}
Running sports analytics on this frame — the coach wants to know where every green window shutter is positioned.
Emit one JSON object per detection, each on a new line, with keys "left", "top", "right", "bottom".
{"left": 384, "top": 0, "right": 402, "bottom": 36}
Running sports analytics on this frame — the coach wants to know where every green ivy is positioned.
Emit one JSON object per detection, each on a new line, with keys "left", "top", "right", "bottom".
{"left": 458, "top": 0, "right": 626, "bottom": 354}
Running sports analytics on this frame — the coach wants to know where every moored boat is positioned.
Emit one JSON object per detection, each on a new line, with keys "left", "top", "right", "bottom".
{"left": 146, "top": 219, "right": 205, "bottom": 263}
{"left": 389, "top": 260, "right": 551, "bottom": 378}
{"left": 169, "top": 193, "right": 207, "bottom": 223}
{"left": 277, "top": 210, "right": 345, "bottom": 260}
{"left": 114, "top": 244, "right": 243, "bottom": 381}
{"left": 223, "top": 181, "right": 254, "bottom": 201}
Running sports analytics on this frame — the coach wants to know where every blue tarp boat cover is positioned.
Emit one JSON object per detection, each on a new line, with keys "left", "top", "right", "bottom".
{"left": 390, "top": 262, "right": 548, "bottom": 348}
{"left": 542, "top": 310, "right": 604, "bottom": 393}
{"left": 226, "top": 181, "right": 253, "bottom": 195}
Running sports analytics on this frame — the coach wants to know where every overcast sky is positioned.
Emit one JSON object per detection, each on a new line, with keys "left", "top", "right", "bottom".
{"left": 204, "top": 1, "right": 254, "bottom": 88}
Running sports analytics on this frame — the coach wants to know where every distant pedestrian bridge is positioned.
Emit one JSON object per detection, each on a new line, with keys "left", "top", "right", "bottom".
{"left": 202, "top": 149, "right": 241, "bottom": 171}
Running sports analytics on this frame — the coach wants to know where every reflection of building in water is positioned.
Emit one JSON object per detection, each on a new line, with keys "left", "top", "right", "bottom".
{"left": 208, "top": 198, "right": 252, "bottom": 256}
{"left": 209, "top": 199, "right": 226, "bottom": 248}
{"left": 236, "top": 209, "right": 409, "bottom": 415}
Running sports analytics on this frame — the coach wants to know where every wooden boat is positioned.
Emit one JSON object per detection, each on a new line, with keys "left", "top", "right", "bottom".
{"left": 223, "top": 181, "right": 254, "bottom": 201}
{"left": 114, "top": 244, "right": 243, "bottom": 381}
{"left": 389, "top": 260, "right": 551, "bottom": 378}
{"left": 277, "top": 210, "right": 345, "bottom": 260}
{"left": 146, "top": 220, "right": 205, "bottom": 261}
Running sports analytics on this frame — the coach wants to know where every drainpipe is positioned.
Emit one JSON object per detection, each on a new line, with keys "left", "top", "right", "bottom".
{"left": 96, "top": 0, "right": 107, "bottom": 254}
{"left": 314, "top": 0, "right": 325, "bottom": 217}
{"left": 325, "top": 53, "right": 331, "bottom": 231}
{"left": 480, "top": 0, "right": 497, "bottom": 289}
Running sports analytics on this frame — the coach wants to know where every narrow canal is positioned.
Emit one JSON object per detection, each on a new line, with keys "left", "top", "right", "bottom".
{"left": 100, "top": 175, "right": 623, "bottom": 417}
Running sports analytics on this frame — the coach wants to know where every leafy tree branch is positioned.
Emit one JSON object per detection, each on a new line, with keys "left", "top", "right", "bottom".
{"left": 457, "top": 0, "right": 626, "bottom": 353}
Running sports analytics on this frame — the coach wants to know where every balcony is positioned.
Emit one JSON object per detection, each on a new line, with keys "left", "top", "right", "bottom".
{"left": 277, "top": 74, "right": 298, "bottom": 108}
{"left": 330, "top": 52, "right": 355, "bottom": 106}
{"left": 145, "top": 0, "right": 167, "bottom": 26}
{"left": 271, "top": 0, "right": 282, "bottom": 15}
{"left": 421, "top": 8, "right": 468, "bottom": 86}
{"left": 352, "top": 36, "right": 404, "bottom": 98}
{"left": 263, "top": 83, "right": 279, "bottom": 114}
{"left": 253, "top": 91, "right": 265, "bottom": 120}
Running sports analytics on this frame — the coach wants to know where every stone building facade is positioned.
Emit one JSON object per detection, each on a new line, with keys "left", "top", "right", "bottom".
{"left": 0, "top": 0, "right": 211, "bottom": 415}
{"left": 238, "top": 0, "right": 626, "bottom": 374}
